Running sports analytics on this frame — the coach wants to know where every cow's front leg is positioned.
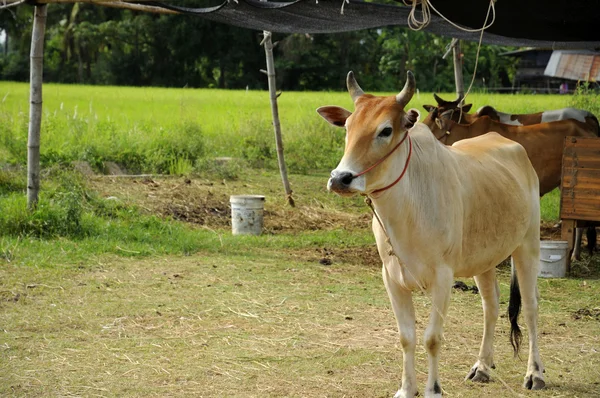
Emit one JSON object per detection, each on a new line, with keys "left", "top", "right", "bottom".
{"left": 424, "top": 267, "right": 453, "bottom": 398}
{"left": 382, "top": 265, "right": 417, "bottom": 398}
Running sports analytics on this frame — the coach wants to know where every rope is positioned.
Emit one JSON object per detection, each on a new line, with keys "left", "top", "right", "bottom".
{"left": 363, "top": 196, "right": 444, "bottom": 319}
{"left": 463, "top": 1, "right": 495, "bottom": 99}
{"left": 404, "top": 0, "right": 496, "bottom": 33}
{"left": 353, "top": 131, "right": 410, "bottom": 179}
{"left": 408, "top": 0, "right": 496, "bottom": 123}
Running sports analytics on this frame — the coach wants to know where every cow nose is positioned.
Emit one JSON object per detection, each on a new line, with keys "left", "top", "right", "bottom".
{"left": 329, "top": 171, "right": 354, "bottom": 191}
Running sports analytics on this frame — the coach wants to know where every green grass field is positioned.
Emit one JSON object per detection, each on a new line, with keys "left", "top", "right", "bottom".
{"left": 1, "top": 84, "right": 599, "bottom": 397}
{"left": 0, "top": 82, "right": 578, "bottom": 174}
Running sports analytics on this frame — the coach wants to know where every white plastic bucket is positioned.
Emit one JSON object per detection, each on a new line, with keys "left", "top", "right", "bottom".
{"left": 230, "top": 195, "right": 265, "bottom": 235}
{"left": 539, "top": 240, "right": 569, "bottom": 278}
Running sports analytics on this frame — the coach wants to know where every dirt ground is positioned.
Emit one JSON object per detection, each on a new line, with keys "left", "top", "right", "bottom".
{"left": 89, "top": 174, "right": 563, "bottom": 240}
{"left": 86, "top": 173, "right": 581, "bottom": 274}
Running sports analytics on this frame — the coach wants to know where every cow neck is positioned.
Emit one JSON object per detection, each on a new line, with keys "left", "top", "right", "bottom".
{"left": 371, "top": 134, "right": 413, "bottom": 196}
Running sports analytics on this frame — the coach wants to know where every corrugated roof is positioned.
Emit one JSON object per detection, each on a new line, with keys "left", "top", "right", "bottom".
{"left": 545, "top": 51, "right": 600, "bottom": 81}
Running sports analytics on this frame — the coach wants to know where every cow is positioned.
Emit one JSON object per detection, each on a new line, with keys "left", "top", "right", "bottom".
{"left": 317, "top": 71, "right": 544, "bottom": 397}
{"left": 423, "top": 110, "right": 597, "bottom": 196}
{"left": 424, "top": 93, "right": 600, "bottom": 132}
{"left": 423, "top": 97, "right": 600, "bottom": 260}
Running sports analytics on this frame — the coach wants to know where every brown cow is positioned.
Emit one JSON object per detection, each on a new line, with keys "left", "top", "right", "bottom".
{"left": 424, "top": 97, "right": 600, "bottom": 259}
{"left": 423, "top": 94, "right": 600, "bottom": 133}
{"left": 424, "top": 111, "right": 598, "bottom": 196}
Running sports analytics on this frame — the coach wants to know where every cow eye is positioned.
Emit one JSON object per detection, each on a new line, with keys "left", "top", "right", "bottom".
{"left": 379, "top": 127, "right": 393, "bottom": 138}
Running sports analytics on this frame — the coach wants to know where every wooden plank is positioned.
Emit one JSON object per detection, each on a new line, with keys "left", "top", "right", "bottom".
{"left": 561, "top": 188, "right": 600, "bottom": 200}
{"left": 563, "top": 145, "right": 600, "bottom": 157}
{"left": 561, "top": 168, "right": 600, "bottom": 190}
{"left": 562, "top": 156, "right": 600, "bottom": 170}
{"left": 564, "top": 136, "right": 600, "bottom": 149}
{"left": 560, "top": 204, "right": 600, "bottom": 221}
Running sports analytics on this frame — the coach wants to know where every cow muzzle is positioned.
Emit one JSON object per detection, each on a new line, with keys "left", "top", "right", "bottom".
{"left": 328, "top": 169, "right": 365, "bottom": 195}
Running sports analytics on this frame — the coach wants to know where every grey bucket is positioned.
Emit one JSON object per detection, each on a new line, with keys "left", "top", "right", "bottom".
{"left": 538, "top": 240, "right": 569, "bottom": 278}
{"left": 230, "top": 195, "right": 265, "bottom": 235}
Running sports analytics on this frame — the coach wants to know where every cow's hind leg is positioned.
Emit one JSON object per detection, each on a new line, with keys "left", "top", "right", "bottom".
{"left": 466, "top": 268, "right": 499, "bottom": 383}
{"left": 423, "top": 267, "right": 453, "bottom": 398}
{"left": 382, "top": 265, "right": 418, "bottom": 398}
{"left": 512, "top": 243, "right": 545, "bottom": 390}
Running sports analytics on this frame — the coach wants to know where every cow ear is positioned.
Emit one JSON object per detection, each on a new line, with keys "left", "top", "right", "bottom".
{"left": 316, "top": 106, "right": 352, "bottom": 128}
{"left": 423, "top": 104, "right": 436, "bottom": 112}
{"left": 462, "top": 103, "right": 473, "bottom": 113}
{"left": 402, "top": 108, "right": 420, "bottom": 129}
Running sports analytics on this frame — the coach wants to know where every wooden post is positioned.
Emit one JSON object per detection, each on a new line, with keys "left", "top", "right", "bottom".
{"left": 561, "top": 219, "right": 576, "bottom": 274}
{"left": 27, "top": 4, "right": 48, "bottom": 209}
{"left": 452, "top": 39, "right": 465, "bottom": 102}
{"left": 262, "top": 31, "right": 294, "bottom": 207}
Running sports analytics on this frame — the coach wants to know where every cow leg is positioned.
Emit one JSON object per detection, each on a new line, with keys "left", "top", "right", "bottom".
{"left": 512, "top": 244, "right": 545, "bottom": 390}
{"left": 423, "top": 267, "right": 453, "bottom": 398}
{"left": 382, "top": 265, "right": 418, "bottom": 398}
{"left": 466, "top": 268, "right": 499, "bottom": 383}
{"left": 572, "top": 228, "right": 583, "bottom": 261}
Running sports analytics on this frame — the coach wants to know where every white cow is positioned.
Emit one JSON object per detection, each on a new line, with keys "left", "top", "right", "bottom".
{"left": 317, "top": 71, "right": 545, "bottom": 397}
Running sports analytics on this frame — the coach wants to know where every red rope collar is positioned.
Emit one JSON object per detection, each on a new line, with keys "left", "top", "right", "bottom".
{"left": 352, "top": 132, "right": 413, "bottom": 196}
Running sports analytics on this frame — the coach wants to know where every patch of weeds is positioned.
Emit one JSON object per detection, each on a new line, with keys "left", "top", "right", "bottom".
{"left": 148, "top": 121, "right": 205, "bottom": 174}
{"left": 0, "top": 172, "right": 97, "bottom": 239}
{"left": 0, "top": 237, "right": 20, "bottom": 262}
{"left": 80, "top": 145, "right": 106, "bottom": 172}
{"left": 113, "top": 150, "right": 146, "bottom": 174}
{"left": 169, "top": 156, "right": 194, "bottom": 176}
{"left": 40, "top": 149, "right": 71, "bottom": 168}
{"left": 0, "top": 168, "right": 26, "bottom": 195}
{"left": 0, "top": 168, "right": 211, "bottom": 262}
{"left": 241, "top": 134, "right": 275, "bottom": 168}
{"left": 286, "top": 122, "right": 343, "bottom": 173}
{"left": 571, "top": 81, "right": 600, "bottom": 116}
{"left": 195, "top": 157, "right": 245, "bottom": 180}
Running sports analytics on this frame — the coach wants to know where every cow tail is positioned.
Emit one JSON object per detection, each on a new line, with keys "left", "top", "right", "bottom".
{"left": 508, "top": 262, "right": 522, "bottom": 357}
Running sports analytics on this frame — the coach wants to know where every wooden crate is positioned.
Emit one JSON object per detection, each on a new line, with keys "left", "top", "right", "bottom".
{"left": 560, "top": 136, "right": 600, "bottom": 222}
{"left": 560, "top": 136, "right": 600, "bottom": 272}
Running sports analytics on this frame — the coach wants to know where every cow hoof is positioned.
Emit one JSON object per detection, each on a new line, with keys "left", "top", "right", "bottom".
{"left": 393, "top": 388, "right": 418, "bottom": 398}
{"left": 465, "top": 363, "right": 491, "bottom": 383}
{"left": 523, "top": 375, "right": 545, "bottom": 390}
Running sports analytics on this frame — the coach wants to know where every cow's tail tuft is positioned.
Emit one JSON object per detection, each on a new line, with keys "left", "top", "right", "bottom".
{"left": 508, "top": 263, "right": 522, "bottom": 357}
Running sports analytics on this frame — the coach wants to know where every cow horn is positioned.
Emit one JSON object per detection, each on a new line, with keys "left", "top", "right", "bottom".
{"left": 433, "top": 93, "right": 445, "bottom": 105}
{"left": 396, "top": 71, "right": 416, "bottom": 108}
{"left": 346, "top": 71, "right": 364, "bottom": 102}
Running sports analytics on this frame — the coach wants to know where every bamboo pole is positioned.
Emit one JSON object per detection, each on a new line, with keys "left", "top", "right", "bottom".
{"left": 0, "top": 0, "right": 26, "bottom": 9}
{"left": 27, "top": 4, "right": 48, "bottom": 209}
{"left": 452, "top": 39, "right": 465, "bottom": 102}
{"left": 94, "top": 1, "right": 178, "bottom": 13}
{"left": 262, "top": 31, "right": 294, "bottom": 207}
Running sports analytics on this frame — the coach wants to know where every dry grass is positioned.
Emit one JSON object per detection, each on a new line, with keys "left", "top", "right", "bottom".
{"left": 1, "top": 174, "right": 599, "bottom": 397}
{"left": 1, "top": 249, "right": 599, "bottom": 397}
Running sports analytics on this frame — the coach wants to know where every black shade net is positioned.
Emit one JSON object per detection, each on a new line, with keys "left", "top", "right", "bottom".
{"left": 141, "top": 0, "right": 600, "bottom": 49}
